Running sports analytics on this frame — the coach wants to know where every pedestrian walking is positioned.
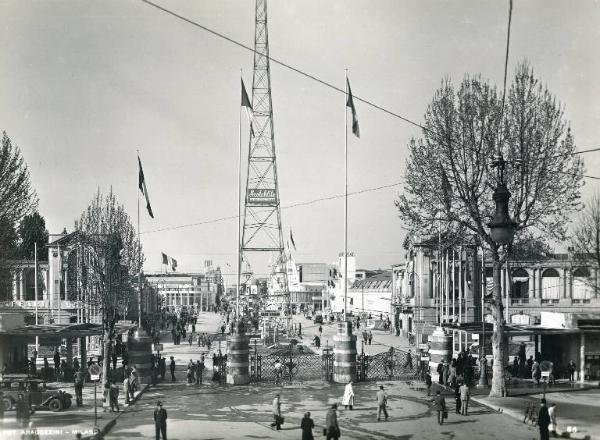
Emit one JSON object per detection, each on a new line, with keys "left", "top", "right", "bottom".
{"left": 74, "top": 372, "right": 84, "bottom": 407}
{"left": 188, "top": 334, "right": 193, "bottom": 346}
{"left": 159, "top": 357, "right": 166, "bottom": 381}
{"left": 537, "top": 398, "right": 550, "bottom": 440}
{"left": 453, "top": 382, "right": 461, "bottom": 414}
{"left": 270, "top": 394, "right": 283, "bottom": 430}
{"left": 318, "top": 325, "right": 323, "bottom": 337}
{"left": 432, "top": 390, "right": 447, "bottom": 425}
{"left": 169, "top": 356, "right": 176, "bottom": 382}
{"left": 404, "top": 349, "right": 413, "bottom": 369}
{"left": 300, "top": 411, "right": 315, "bottom": 440}
{"left": 153, "top": 401, "right": 168, "bottom": 440}
{"left": 342, "top": 380, "right": 354, "bottom": 410}
{"left": 423, "top": 369, "right": 432, "bottom": 396}
{"left": 110, "top": 381, "right": 120, "bottom": 412}
{"left": 53, "top": 350, "right": 61, "bottom": 380}
{"left": 123, "top": 376, "right": 131, "bottom": 406}
{"left": 195, "top": 360, "right": 203, "bottom": 385}
{"left": 548, "top": 403, "right": 557, "bottom": 437}
{"left": 16, "top": 393, "right": 33, "bottom": 428}
{"left": 325, "top": 404, "right": 340, "bottom": 440}
{"left": 103, "top": 383, "right": 111, "bottom": 412}
{"left": 367, "top": 330, "right": 373, "bottom": 345}
{"left": 567, "top": 360, "right": 576, "bottom": 382}
{"left": 459, "top": 382, "right": 470, "bottom": 415}
{"left": 376, "top": 385, "right": 388, "bottom": 421}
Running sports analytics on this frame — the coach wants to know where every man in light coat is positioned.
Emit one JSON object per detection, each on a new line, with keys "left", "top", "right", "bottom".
{"left": 342, "top": 380, "right": 355, "bottom": 410}
{"left": 459, "top": 382, "right": 470, "bottom": 415}
{"left": 270, "top": 394, "right": 282, "bottom": 430}
{"left": 376, "top": 385, "right": 388, "bottom": 421}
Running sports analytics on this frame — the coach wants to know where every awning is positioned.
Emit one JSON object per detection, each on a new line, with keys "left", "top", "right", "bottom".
{"left": 0, "top": 322, "right": 137, "bottom": 338}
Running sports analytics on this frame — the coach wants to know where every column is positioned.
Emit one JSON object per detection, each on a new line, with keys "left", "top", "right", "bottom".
{"left": 333, "top": 321, "right": 357, "bottom": 383}
{"left": 12, "top": 272, "right": 17, "bottom": 302}
{"left": 19, "top": 269, "right": 25, "bottom": 301}
{"left": 579, "top": 333, "right": 585, "bottom": 384}
{"left": 227, "top": 322, "right": 250, "bottom": 385}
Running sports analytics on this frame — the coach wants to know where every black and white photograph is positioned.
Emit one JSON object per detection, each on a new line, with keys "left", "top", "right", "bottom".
{"left": 0, "top": 1, "right": 599, "bottom": 439}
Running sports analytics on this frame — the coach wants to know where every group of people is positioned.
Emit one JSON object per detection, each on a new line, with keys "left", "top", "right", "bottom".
{"left": 436, "top": 350, "right": 477, "bottom": 387}
{"left": 186, "top": 356, "right": 205, "bottom": 384}
{"left": 269, "top": 382, "right": 389, "bottom": 439}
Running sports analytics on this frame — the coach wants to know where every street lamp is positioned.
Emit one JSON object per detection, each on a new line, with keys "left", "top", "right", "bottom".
{"left": 480, "top": 156, "right": 517, "bottom": 388}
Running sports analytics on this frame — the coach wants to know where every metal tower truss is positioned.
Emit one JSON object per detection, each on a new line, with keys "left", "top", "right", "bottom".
{"left": 241, "top": 0, "right": 288, "bottom": 303}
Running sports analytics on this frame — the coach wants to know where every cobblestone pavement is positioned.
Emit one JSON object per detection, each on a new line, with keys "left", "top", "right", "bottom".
{"left": 106, "top": 379, "right": 539, "bottom": 440}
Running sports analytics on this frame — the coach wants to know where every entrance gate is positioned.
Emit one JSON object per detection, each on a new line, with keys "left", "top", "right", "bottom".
{"left": 357, "top": 347, "right": 419, "bottom": 382}
{"left": 250, "top": 346, "right": 334, "bottom": 383}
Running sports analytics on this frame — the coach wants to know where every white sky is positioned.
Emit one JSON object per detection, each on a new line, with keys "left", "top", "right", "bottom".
{"left": 1, "top": 0, "right": 599, "bottom": 283}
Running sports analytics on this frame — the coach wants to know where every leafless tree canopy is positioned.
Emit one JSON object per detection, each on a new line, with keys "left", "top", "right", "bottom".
{"left": 396, "top": 62, "right": 583, "bottom": 248}
{"left": 571, "top": 191, "right": 600, "bottom": 291}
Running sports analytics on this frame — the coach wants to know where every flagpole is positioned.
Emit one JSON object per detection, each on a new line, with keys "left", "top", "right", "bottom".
{"left": 35, "top": 242, "right": 39, "bottom": 352}
{"left": 237, "top": 71, "right": 243, "bottom": 324}
{"left": 137, "top": 151, "right": 142, "bottom": 332}
{"left": 344, "top": 69, "right": 348, "bottom": 323}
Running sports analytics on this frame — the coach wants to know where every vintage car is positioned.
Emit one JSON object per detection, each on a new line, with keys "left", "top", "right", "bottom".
{"left": 0, "top": 375, "right": 72, "bottom": 412}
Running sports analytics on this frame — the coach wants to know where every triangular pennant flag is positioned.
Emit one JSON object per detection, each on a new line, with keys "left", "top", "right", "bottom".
{"left": 290, "top": 228, "right": 296, "bottom": 251}
{"left": 138, "top": 156, "right": 154, "bottom": 218}
{"left": 346, "top": 78, "right": 360, "bottom": 138}
{"left": 241, "top": 78, "right": 255, "bottom": 137}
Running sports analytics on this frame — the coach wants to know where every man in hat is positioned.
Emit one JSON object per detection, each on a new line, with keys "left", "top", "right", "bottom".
{"left": 538, "top": 399, "right": 550, "bottom": 440}
{"left": 153, "top": 401, "right": 167, "bottom": 440}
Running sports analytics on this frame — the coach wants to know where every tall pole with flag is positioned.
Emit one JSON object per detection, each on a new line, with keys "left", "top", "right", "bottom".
{"left": 240, "top": 75, "right": 253, "bottom": 323}
{"left": 344, "top": 72, "right": 359, "bottom": 321}
{"left": 138, "top": 153, "right": 154, "bottom": 331}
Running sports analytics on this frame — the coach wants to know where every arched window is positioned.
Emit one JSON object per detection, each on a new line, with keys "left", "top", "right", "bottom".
{"left": 573, "top": 267, "right": 593, "bottom": 300}
{"left": 512, "top": 268, "right": 529, "bottom": 299}
{"left": 541, "top": 268, "right": 560, "bottom": 300}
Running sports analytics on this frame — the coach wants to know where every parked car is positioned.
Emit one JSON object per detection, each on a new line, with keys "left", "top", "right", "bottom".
{"left": 0, "top": 375, "right": 72, "bottom": 412}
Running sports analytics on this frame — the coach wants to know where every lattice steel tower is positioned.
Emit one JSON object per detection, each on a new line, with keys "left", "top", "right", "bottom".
{"left": 241, "top": 0, "right": 288, "bottom": 309}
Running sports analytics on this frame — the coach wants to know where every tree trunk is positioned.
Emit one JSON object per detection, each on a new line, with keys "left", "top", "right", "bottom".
{"left": 102, "top": 332, "right": 111, "bottom": 390}
{"left": 489, "top": 249, "right": 507, "bottom": 397}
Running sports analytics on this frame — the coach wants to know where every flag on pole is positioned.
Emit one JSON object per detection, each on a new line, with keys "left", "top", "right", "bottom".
{"left": 138, "top": 156, "right": 154, "bottom": 218}
{"left": 346, "top": 78, "right": 360, "bottom": 138}
{"left": 290, "top": 228, "right": 296, "bottom": 251}
{"left": 161, "top": 252, "right": 168, "bottom": 265}
{"left": 169, "top": 257, "right": 178, "bottom": 271}
{"left": 241, "top": 78, "right": 255, "bottom": 137}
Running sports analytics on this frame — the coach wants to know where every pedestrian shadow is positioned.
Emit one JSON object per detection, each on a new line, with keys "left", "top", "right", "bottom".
{"left": 440, "top": 419, "right": 477, "bottom": 425}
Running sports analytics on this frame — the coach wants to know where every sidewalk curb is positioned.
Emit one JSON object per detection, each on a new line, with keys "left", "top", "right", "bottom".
{"left": 471, "top": 396, "right": 597, "bottom": 440}
{"left": 81, "top": 383, "right": 150, "bottom": 440}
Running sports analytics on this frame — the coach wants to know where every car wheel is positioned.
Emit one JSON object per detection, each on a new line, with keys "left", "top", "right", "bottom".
{"left": 49, "top": 398, "right": 63, "bottom": 412}
{"left": 2, "top": 397, "right": 12, "bottom": 411}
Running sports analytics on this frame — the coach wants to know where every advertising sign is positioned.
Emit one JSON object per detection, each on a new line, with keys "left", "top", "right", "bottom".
{"left": 248, "top": 188, "right": 276, "bottom": 205}
{"left": 88, "top": 363, "right": 101, "bottom": 381}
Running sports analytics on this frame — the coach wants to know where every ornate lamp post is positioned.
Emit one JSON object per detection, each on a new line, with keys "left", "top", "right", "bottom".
{"left": 480, "top": 156, "right": 517, "bottom": 388}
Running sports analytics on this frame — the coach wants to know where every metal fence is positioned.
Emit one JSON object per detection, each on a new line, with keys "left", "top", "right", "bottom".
{"left": 250, "top": 348, "right": 334, "bottom": 383}
{"left": 356, "top": 347, "right": 420, "bottom": 382}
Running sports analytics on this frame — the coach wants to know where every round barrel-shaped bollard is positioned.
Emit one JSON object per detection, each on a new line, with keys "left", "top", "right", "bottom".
{"left": 128, "top": 330, "right": 153, "bottom": 384}
{"left": 333, "top": 321, "right": 357, "bottom": 383}
{"left": 226, "top": 332, "right": 250, "bottom": 385}
{"left": 428, "top": 326, "right": 452, "bottom": 380}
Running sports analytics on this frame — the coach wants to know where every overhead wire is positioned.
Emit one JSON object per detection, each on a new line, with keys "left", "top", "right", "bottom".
{"left": 139, "top": 0, "right": 600, "bottom": 183}
{"left": 141, "top": 180, "right": 405, "bottom": 234}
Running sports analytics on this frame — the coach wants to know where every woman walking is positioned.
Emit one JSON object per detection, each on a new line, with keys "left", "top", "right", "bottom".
{"left": 300, "top": 411, "right": 315, "bottom": 440}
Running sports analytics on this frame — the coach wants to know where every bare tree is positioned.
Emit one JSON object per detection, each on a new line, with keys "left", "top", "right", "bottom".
{"left": 76, "top": 189, "right": 142, "bottom": 387}
{"left": 571, "top": 191, "right": 600, "bottom": 293}
{"left": 396, "top": 62, "right": 583, "bottom": 397}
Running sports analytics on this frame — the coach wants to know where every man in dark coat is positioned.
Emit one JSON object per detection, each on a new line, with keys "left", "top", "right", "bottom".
{"left": 74, "top": 372, "right": 84, "bottom": 407}
{"left": 153, "top": 401, "right": 167, "bottom": 440}
{"left": 325, "top": 404, "right": 340, "bottom": 440}
{"left": 169, "top": 356, "right": 176, "bottom": 382}
{"left": 538, "top": 399, "right": 550, "bottom": 440}
{"left": 567, "top": 360, "right": 577, "bottom": 381}
{"left": 432, "top": 390, "right": 446, "bottom": 425}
